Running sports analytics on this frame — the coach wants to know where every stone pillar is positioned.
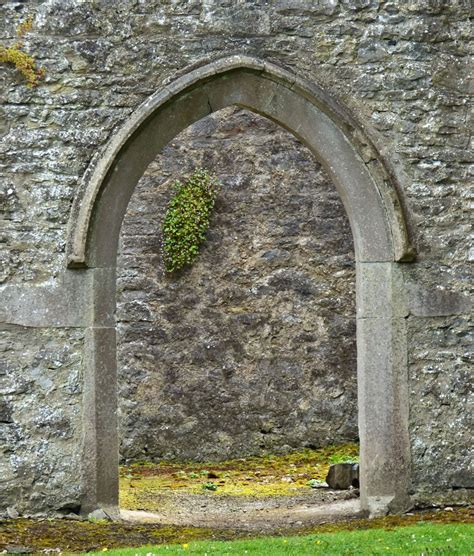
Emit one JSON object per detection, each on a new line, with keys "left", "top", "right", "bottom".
{"left": 356, "top": 262, "right": 411, "bottom": 515}
{"left": 82, "top": 325, "right": 119, "bottom": 516}
{"left": 81, "top": 267, "right": 119, "bottom": 516}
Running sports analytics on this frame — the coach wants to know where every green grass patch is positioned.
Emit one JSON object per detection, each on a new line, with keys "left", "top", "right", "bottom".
{"left": 86, "top": 522, "right": 474, "bottom": 555}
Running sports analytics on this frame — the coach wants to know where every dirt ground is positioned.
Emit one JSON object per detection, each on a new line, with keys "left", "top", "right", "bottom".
{"left": 117, "top": 444, "right": 361, "bottom": 531}
{"left": 120, "top": 488, "right": 361, "bottom": 532}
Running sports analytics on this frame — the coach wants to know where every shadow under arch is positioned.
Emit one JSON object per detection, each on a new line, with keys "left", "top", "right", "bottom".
{"left": 67, "top": 55, "right": 415, "bottom": 517}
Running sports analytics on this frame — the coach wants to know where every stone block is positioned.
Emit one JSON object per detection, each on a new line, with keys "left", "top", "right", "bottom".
{"left": 406, "top": 283, "right": 472, "bottom": 317}
{"left": 356, "top": 262, "right": 408, "bottom": 319}
{"left": 0, "top": 399, "right": 13, "bottom": 424}
{"left": 326, "top": 463, "right": 360, "bottom": 489}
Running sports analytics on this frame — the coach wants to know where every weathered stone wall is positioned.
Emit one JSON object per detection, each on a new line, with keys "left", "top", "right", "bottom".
{"left": 0, "top": 326, "right": 84, "bottom": 513}
{"left": 0, "top": 0, "right": 472, "bottom": 514}
{"left": 117, "top": 107, "right": 357, "bottom": 461}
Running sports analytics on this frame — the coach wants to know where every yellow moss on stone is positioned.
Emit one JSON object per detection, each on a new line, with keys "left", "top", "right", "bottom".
{"left": 0, "top": 16, "right": 44, "bottom": 87}
{"left": 16, "top": 17, "right": 33, "bottom": 39}
{"left": 120, "top": 443, "right": 359, "bottom": 511}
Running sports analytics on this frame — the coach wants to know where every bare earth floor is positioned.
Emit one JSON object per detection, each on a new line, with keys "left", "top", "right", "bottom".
{"left": 121, "top": 490, "right": 361, "bottom": 532}
{"left": 118, "top": 445, "right": 361, "bottom": 532}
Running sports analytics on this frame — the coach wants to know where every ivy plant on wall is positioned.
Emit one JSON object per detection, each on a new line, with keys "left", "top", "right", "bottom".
{"left": 162, "top": 168, "right": 221, "bottom": 273}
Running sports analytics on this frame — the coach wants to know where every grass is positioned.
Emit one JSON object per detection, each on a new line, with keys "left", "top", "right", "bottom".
{"left": 1, "top": 509, "right": 472, "bottom": 553}
{"left": 85, "top": 522, "right": 474, "bottom": 555}
{"left": 120, "top": 443, "right": 359, "bottom": 510}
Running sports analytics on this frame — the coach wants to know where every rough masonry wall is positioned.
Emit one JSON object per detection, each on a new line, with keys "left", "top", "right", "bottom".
{"left": 0, "top": 0, "right": 472, "bottom": 513}
{"left": 117, "top": 107, "right": 357, "bottom": 462}
{"left": 0, "top": 327, "right": 84, "bottom": 513}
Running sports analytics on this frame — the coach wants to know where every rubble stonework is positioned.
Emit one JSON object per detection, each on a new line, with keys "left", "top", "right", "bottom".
{"left": 0, "top": 1, "right": 472, "bottom": 515}
{"left": 117, "top": 107, "right": 357, "bottom": 462}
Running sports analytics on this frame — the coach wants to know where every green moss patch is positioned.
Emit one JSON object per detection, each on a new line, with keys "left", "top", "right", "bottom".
{"left": 0, "top": 519, "right": 219, "bottom": 554}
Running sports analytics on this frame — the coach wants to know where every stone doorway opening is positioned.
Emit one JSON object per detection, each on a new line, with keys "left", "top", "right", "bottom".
{"left": 117, "top": 106, "right": 358, "bottom": 463}
{"left": 66, "top": 56, "right": 414, "bottom": 518}
{"left": 115, "top": 106, "right": 359, "bottom": 528}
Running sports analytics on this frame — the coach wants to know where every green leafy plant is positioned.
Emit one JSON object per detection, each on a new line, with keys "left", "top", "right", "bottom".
{"left": 0, "top": 16, "right": 45, "bottom": 87}
{"left": 162, "top": 168, "right": 220, "bottom": 273}
{"left": 201, "top": 482, "right": 218, "bottom": 491}
{"left": 308, "top": 478, "right": 327, "bottom": 488}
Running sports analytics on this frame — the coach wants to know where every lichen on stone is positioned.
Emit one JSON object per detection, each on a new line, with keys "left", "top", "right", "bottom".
{"left": 0, "top": 16, "right": 44, "bottom": 87}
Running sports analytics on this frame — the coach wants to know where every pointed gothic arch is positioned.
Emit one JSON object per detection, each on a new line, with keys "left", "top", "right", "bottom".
{"left": 67, "top": 56, "right": 415, "bottom": 516}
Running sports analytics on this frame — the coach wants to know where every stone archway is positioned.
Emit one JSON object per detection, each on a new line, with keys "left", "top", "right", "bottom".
{"left": 66, "top": 55, "right": 415, "bottom": 517}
